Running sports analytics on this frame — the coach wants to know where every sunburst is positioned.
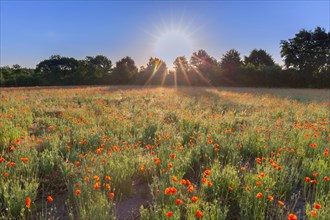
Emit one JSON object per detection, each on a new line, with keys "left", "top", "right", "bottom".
{"left": 143, "top": 13, "right": 202, "bottom": 86}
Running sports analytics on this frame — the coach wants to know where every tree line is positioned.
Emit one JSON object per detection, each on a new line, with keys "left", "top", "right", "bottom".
{"left": 1, "top": 27, "right": 329, "bottom": 88}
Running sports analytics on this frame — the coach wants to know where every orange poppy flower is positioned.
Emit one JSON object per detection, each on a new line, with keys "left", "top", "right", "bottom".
{"left": 180, "top": 179, "right": 186, "bottom": 185}
{"left": 176, "top": 199, "right": 182, "bottom": 205}
{"left": 166, "top": 211, "right": 173, "bottom": 217}
{"left": 47, "top": 196, "right": 53, "bottom": 202}
{"left": 288, "top": 213, "right": 298, "bottom": 220}
{"left": 191, "top": 196, "right": 198, "bottom": 203}
{"left": 311, "top": 210, "right": 317, "bottom": 217}
{"left": 277, "top": 200, "right": 285, "bottom": 206}
{"left": 170, "top": 187, "right": 177, "bottom": 194}
{"left": 204, "top": 169, "right": 211, "bottom": 176}
{"left": 94, "top": 182, "right": 101, "bottom": 189}
{"left": 196, "top": 210, "right": 203, "bottom": 218}
{"left": 165, "top": 187, "right": 177, "bottom": 195}
{"left": 109, "top": 193, "right": 115, "bottom": 198}
{"left": 20, "top": 158, "right": 29, "bottom": 162}
{"left": 268, "top": 196, "right": 274, "bottom": 201}
{"left": 256, "top": 192, "right": 263, "bottom": 199}
{"left": 165, "top": 188, "right": 171, "bottom": 195}
{"left": 25, "top": 197, "right": 31, "bottom": 208}
{"left": 314, "top": 203, "right": 321, "bottom": 209}
{"left": 75, "top": 189, "right": 81, "bottom": 195}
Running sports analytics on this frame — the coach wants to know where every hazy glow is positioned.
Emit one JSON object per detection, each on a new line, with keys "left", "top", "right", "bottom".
{"left": 154, "top": 31, "right": 193, "bottom": 68}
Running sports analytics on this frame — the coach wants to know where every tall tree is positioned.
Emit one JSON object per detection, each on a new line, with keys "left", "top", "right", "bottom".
{"left": 190, "top": 49, "right": 218, "bottom": 85}
{"left": 82, "top": 55, "right": 112, "bottom": 84}
{"left": 220, "top": 49, "right": 242, "bottom": 71}
{"left": 137, "top": 58, "right": 168, "bottom": 85}
{"left": 111, "top": 56, "right": 138, "bottom": 84}
{"left": 244, "top": 49, "right": 275, "bottom": 67}
{"left": 219, "top": 49, "right": 242, "bottom": 86}
{"left": 280, "top": 27, "right": 330, "bottom": 86}
{"left": 173, "top": 56, "right": 191, "bottom": 85}
{"left": 36, "top": 55, "right": 81, "bottom": 85}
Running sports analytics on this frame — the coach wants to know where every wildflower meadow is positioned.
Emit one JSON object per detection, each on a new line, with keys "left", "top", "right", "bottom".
{"left": 0, "top": 86, "right": 329, "bottom": 220}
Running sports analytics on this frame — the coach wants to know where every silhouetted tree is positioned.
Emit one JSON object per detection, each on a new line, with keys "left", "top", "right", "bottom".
{"left": 36, "top": 55, "right": 81, "bottom": 85}
{"left": 0, "top": 65, "right": 36, "bottom": 87}
{"left": 136, "top": 58, "right": 168, "bottom": 85}
{"left": 244, "top": 49, "right": 275, "bottom": 67}
{"left": 173, "top": 56, "right": 191, "bottom": 85}
{"left": 190, "top": 49, "right": 218, "bottom": 85}
{"left": 219, "top": 49, "right": 242, "bottom": 86}
{"left": 220, "top": 49, "right": 242, "bottom": 70}
{"left": 82, "top": 55, "right": 112, "bottom": 84}
{"left": 0, "top": 66, "right": 14, "bottom": 86}
{"left": 111, "top": 56, "right": 138, "bottom": 84}
{"left": 281, "top": 27, "right": 330, "bottom": 87}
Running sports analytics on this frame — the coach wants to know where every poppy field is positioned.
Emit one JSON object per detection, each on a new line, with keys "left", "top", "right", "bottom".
{"left": 0, "top": 86, "right": 329, "bottom": 220}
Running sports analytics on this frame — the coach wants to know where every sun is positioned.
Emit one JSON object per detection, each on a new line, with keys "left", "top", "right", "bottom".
{"left": 154, "top": 30, "right": 194, "bottom": 68}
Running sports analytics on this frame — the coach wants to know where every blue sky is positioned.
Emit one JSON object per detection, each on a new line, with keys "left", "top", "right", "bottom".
{"left": 1, "top": 1, "right": 329, "bottom": 69}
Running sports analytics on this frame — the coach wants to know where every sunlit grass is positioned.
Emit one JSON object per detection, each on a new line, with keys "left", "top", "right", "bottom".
{"left": 0, "top": 86, "right": 329, "bottom": 219}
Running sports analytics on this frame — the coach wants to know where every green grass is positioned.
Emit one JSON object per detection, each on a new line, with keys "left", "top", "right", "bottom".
{"left": 0, "top": 86, "right": 329, "bottom": 219}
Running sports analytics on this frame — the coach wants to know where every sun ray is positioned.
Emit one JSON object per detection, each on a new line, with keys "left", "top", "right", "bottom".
{"left": 178, "top": 59, "right": 191, "bottom": 86}
{"left": 190, "top": 65, "right": 212, "bottom": 86}
{"left": 160, "top": 68, "right": 168, "bottom": 87}
{"left": 144, "top": 61, "right": 160, "bottom": 85}
{"left": 145, "top": 11, "right": 202, "bottom": 70}
{"left": 173, "top": 70, "right": 177, "bottom": 89}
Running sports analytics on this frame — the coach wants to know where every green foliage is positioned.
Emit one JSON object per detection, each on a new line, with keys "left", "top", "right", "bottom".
{"left": 281, "top": 27, "right": 330, "bottom": 87}
{"left": 0, "top": 87, "right": 329, "bottom": 219}
{"left": 1, "top": 26, "right": 329, "bottom": 88}
{"left": 136, "top": 57, "right": 169, "bottom": 85}
{"left": 244, "top": 49, "right": 275, "bottom": 67}
{"left": 111, "top": 56, "right": 138, "bottom": 84}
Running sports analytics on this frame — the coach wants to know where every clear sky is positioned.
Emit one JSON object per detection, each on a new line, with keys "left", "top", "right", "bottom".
{"left": 1, "top": 1, "right": 329, "bottom": 69}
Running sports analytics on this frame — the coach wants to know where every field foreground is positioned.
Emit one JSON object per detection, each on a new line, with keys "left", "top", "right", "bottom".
{"left": 0, "top": 86, "right": 329, "bottom": 220}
